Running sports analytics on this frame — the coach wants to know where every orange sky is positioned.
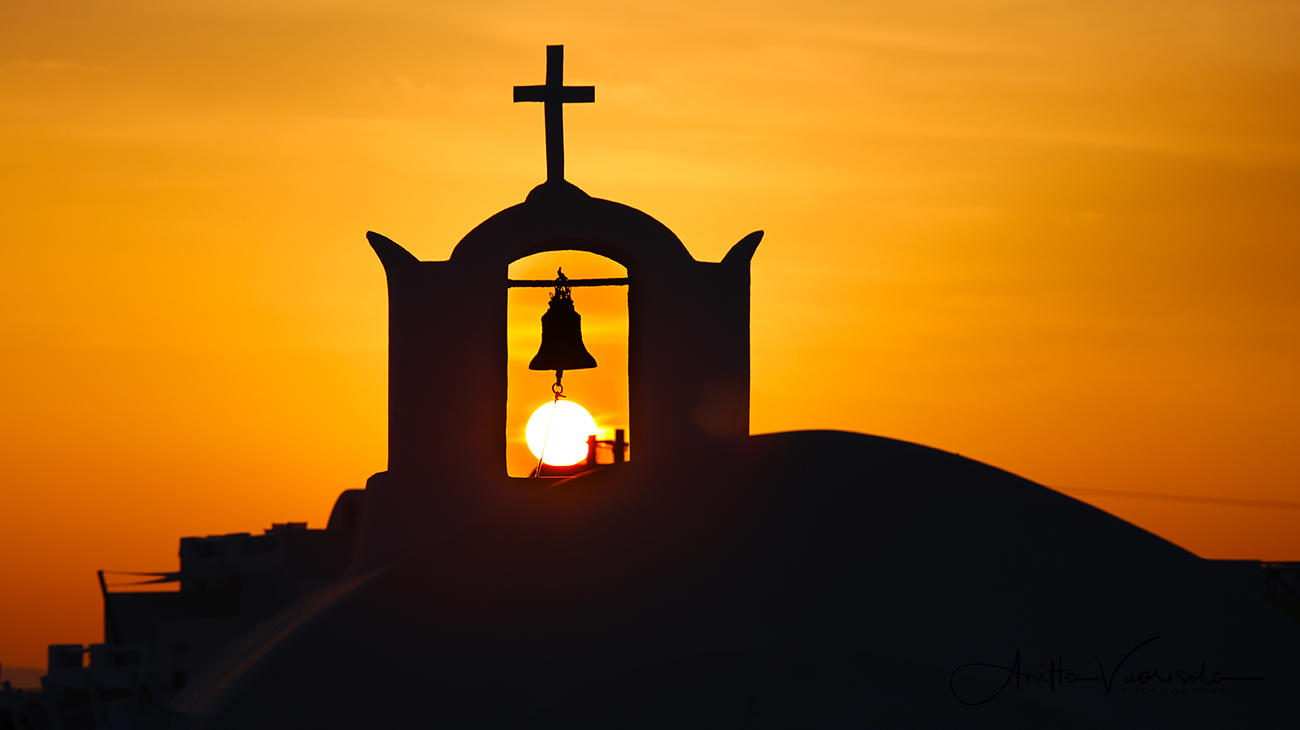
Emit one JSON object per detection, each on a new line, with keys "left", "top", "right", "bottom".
{"left": 2, "top": 1, "right": 1298, "bottom": 668}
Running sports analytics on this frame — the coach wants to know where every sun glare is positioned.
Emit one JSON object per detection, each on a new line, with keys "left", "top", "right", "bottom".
{"left": 525, "top": 400, "right": 599, "bottom": 466}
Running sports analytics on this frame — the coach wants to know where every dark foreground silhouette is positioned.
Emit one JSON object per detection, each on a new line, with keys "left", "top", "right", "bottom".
{"left": 170, "top": 430, "right": 1298, "bottom": 729}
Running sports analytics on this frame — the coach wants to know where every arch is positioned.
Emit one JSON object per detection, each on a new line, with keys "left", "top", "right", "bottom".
{"left": 501, "top": 235, "right": 644, "bottom": 270}
{"left": 363, "top": 185, "right": 757, "bottom": 557}
{"left": 449, "top": 183, "right": 695, "bottom": 271}
{"left": 506, "top": 249, "right": 630, "bottom": 476}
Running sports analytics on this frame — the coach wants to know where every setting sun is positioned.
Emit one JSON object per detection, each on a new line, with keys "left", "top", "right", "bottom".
{"left": 525, "top": 399, "right": 599, "bottom": 466}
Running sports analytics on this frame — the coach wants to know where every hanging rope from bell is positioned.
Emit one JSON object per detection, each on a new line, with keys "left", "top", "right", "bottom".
{"left": 531, "top": 387, "right": 563, "bottom": 477}
{"left": 529, "top": 268, "right": 597, "bottom": 477}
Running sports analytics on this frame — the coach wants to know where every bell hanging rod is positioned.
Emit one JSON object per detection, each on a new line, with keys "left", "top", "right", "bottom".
{"left": 506, "top": 277, "right": 629, "bottom": 288}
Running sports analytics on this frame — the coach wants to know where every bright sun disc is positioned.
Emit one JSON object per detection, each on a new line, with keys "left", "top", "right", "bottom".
{"left": 525, "top": 400, "right": 599, "bottom": 466}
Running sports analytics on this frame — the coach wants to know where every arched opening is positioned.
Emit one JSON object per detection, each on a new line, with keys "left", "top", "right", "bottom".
{"left": 506, "top": 250, "right": 630, "bottom": 477}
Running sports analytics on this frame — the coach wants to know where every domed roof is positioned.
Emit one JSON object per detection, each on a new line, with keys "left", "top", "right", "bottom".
{"left": 174, "top": 430, "right": 1298, "bottom": 728}
{"left": 449, "top": 180, "right": 694, "bottom": 269}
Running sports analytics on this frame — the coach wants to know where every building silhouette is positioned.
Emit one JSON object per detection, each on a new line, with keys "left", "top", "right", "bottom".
{"left": 4, "top": 496, "right": 361, "bottom": 729}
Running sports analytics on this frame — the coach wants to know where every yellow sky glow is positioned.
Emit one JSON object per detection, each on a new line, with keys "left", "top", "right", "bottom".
{"left": 1, "top": 0, "right": 1298, "bottom": 667}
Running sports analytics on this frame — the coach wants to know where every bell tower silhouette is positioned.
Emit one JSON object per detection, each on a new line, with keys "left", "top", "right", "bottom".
{"left": 358, "top": 46, "right": 762, "bottom": 566}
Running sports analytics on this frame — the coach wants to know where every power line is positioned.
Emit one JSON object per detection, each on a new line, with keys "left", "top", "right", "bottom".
{"left": 1060, "top": 486, "right": 1300, "bottom": 510}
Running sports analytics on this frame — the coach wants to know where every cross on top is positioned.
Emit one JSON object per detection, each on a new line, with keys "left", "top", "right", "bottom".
{"left": 513, "top": 45, "right": 595, "bottom": 184}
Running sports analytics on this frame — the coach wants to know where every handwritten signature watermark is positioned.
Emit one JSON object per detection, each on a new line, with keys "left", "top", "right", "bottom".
{"left": 949, "top": 636, "right": 1264, "bottom": 706}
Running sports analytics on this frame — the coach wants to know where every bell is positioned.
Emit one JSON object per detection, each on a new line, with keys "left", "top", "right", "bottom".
{"left": 529, "top": 269, "right": 597, "bottom": 372}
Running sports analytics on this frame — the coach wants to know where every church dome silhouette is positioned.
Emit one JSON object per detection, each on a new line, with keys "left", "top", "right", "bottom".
{"left": 172, "top": 431, "right": 1299, "bottom": 728}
